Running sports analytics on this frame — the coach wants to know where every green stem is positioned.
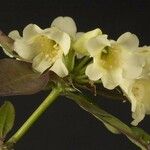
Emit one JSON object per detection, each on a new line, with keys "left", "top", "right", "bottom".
{"left": 74, "top": 57, "right": 90, "bottom": 72}
{"left": 75, "top": 74, "right": 87, "bottom": 80}
{"left": 77, "top": 65, "right": 88, "bottom": 75}
{"left": 7, "top": 86, "right": 62, "bottom": 145}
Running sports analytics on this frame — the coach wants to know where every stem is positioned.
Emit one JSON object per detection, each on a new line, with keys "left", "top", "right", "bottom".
{"left": 76, "top": 83, "right": 126, "bottom": 101}
{"left": 65, "top": 92, "right": 150, "bottom": 150}
{"left": 74, "top": 57, "right": 90, "bottom": 72}
{"left": 7, "top": 86, "right": 62, "bottom": 145}
{"left": 75, "top": 74, "right": 87, "bottom": 80}
{"left": 77, "top": 65, "right": 88, "bottom": 75}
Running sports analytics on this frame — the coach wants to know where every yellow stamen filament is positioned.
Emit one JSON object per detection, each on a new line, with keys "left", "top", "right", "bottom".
{"left": 32, "top": 35, "right": 61, "bottom": 60}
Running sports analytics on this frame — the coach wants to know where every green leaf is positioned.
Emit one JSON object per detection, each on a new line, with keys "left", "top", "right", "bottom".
{"left": 102, "top": 121, "right": 120, "bottom": 134}
{"left": 66, "top": 92, "right": 150, "bottom": 150}
{"left": 0, "top": 59, "right": 49, "bottom": 96}
{"left": 0, "top": 101, "right": 15, "bottom": 138}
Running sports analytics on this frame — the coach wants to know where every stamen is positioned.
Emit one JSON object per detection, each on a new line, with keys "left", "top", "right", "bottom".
{"left": 32, "top": 35, "right": 61, "bottom": 61}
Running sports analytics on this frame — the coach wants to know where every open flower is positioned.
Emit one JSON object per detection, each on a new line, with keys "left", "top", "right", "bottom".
{"left": 120, "top": 46, "right": 150, "bottom": 125}
{"left": 85, "top": 32, "right": 144, "bottom": 89}
{"left": 4, "top": 23, "right": 71, "bottom": 77}
{"left": 120, "top": 79, "right": 150, "bottom": 126}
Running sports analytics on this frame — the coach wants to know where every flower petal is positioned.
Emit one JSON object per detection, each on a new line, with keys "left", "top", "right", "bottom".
{"left": 46, "top": 28, "right": 71, "bottom": 55}
{"left": 121, "top": 79, "right": 150, "bottom": 125}
{"left": 73, "top": 28, "right": 102, "bottom": 55}
{"left": 101, "top": 68, "right": 122, "bottom": 90}
{"left": 136, "top": 46, "right": 150, "bottom": 78}
{"left": 86, "top": 61, "right": 102, "bottom": 81}
{"left": 23, "top": 24, "right": 42, "bottom": 40}
{"left": 117, "top": 32, "right": 139, "bottom": 51}
{"left": 122, "top": 52, "right": 144, "bottom": 79}
{"left": 86, "top": 34, "right": 110, "bottom": 57}
{"left": 75, "top": 32, "right": 84, "bottom": 40}
{"left": 51, "top": 16, "right": 77, "bottom": 37}
{"left": 8, "top": 30, "right": 21, "bottom": 40}
{"left": 120, "top": 79, "right": 136, "bottom": 111}
{"left": 32, "top": 53, "right": 52, "bottom": 73}
{"left": 50, "top": 58, "right": 68, "bottom": 77}
{"left": 14, "top": 39, "right": 40, "bottom": 61}
{"left": 131, "top": 103, "right": 145, "bottom": 126}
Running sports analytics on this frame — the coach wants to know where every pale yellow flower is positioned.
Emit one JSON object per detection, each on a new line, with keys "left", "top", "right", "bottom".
{"left": 119, "top": 46, "right": 150, "bottom": 125}
{"left": 85, "top": 32, "right": 144, "bottom": 89}
{"left": 6, "top": 23, "right": 71, "bottom": 77}
{"left": 120, "top": 79, "right": 150, "bottom": 125}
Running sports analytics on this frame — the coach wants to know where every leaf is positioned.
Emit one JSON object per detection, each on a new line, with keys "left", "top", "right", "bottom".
{"left": 66, "top": 92, "right": 150, "bottom": 150}
{"left": 0, "top": 59, "right": 49, "bottom": 96}
{"left": 0, "top": 101, "right": 15, "bottom": 138}
{"left": 102, "top": 121, "right": 120, "bottom": 134}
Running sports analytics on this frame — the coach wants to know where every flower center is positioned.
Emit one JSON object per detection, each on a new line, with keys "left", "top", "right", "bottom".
{"left": 32, "top": 35, "right": 61, "bottom": 59}
{"left": 100, "top": 46, "right": 121, "bottom": 70}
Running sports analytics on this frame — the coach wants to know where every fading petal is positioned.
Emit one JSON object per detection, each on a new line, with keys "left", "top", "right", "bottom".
{"left": 86, "top": 34, "right": 110, "bottom": 56}
{"left": 117, "top": 32, "right": 139, "bottom": 51}
{"left": 120, "top": 79, "right": 136, "bottom": 111}
{"left": 14, "top": 39, "right": 40, "bottom": 60}
{"left": 131, "top": 103, "right": 145, "bottom": 126}
{"left": 86, "top": 62, "right": 102, "bottom": 81}
{"left": 23, "top": 24, "right": 42, "bottom": 39}
{"left": 8, "top": 30, "right": 21, "bottom": 40}
{"left": 51, "top": 16, "right": 77, "bottom": 37}
{"left": 101, "top": 68, "right": 122, "bottom": 90}
{"left": 32, "top": 53, "right": 52, "bottom": 73}
{"left": 50, "top": 58, "right": 68, "bottom": 77}
{"left": 46, "top": 28, "right": 71, "bottom": 55}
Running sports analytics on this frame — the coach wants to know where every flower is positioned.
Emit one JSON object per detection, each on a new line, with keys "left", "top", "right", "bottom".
{"left": 3, "top": 21, "right": 71, "bottom": 77}
{"left": 119, "top": 46, "right": 150, "bottom": 125}
{"left": 120, "top": 78, "right": 150, "bottom": 126}
{"left": 73, "top": 28, "right": 103, "bottom": 55}
{"left": 85, "top": 32, "right": 144, "bottom": 89}
{"left": 1, "top": 16, "right": 78, "bottom": 77}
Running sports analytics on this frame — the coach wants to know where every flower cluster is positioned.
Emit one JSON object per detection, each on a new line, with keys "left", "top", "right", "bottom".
{"left": 1, "top": 16, "right": 150, "bottom": 126}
